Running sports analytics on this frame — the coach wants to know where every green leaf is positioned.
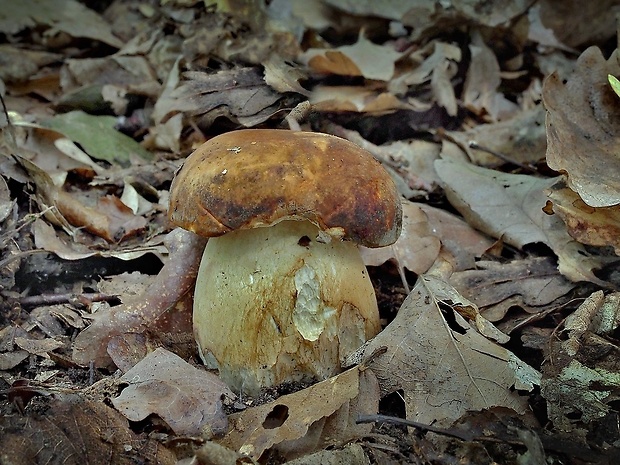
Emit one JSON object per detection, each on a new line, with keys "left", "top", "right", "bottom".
{"left": 608, "top": 74, "right": 620, "bottom": 98}
{"left": 41, "top": 111, "right": 152, "bottom": 167}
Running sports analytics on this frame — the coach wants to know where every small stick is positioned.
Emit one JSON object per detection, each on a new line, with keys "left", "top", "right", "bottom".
{"left": 468, "top": 141, "right": 536, "bottom": 172}
{"left": 18, "top": 292, "right": 119, "bottom": 307}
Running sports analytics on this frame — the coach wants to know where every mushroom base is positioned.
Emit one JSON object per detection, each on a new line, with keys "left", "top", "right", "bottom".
{"left": 193, "top": 220, "right": 381, "bottom": 395}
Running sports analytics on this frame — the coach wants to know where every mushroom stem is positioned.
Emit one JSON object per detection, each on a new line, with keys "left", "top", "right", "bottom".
{"left": 193, "top": 220, "right": 380, "bottom": 395}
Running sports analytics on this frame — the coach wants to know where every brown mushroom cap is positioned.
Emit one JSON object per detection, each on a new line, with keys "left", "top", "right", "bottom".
{"left": 168, "top": 129, "right": 402, "bottom": 247}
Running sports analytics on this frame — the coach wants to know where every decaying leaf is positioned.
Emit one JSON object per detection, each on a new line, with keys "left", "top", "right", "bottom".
{"left": 112, "top": 348, "right": 234, "bottom": 437}
{"left": 462, "top": 30, "right": 517, "bottom": 121}
{"left": 220, "top": 366, "right": 379, "bottom": 461}
{"left": 361, "top": 273, "right": 541, "bottom": 427}
{"left": 33, "top": 218, "right": 166, "bottom": 261}
{"left": 435, "top": 158, "right": 607, "bottom": 285}
{"left": 542, "top": 291, "right": 620, "bottom": 429}
{"left": 543, "top": 46, "right": 620, "bottom": 208}
{"left": 419, "top": 204, "right": 494, "bottom": 271}
{"left": 0, "top": 393, "right": 176, "bottom": 465}
{"left": 446, "top": 106, "right": 547, "bottom": 166}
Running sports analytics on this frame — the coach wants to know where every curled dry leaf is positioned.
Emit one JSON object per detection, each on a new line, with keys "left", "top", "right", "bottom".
{"left": 543, "top": 46, "right": 620, "bottom": 208}
{"left": 220, "top": 366, "right": 379, "bottom": 461}
{"left": 462, "top": 31, "right": 518, "bottom": 121}
{"left": 546, "top": 180, "right": 620, "bottom": 255}
{"left": 361, "top": 274, "right": 540, "bottom": 427}
{"left": 161, "top": 68, "right": 283, "bottom": 128}
{"left": 112, "top": 348, "right": 234, "bottom": 437}
{"left": 71, "top": 228, "right": 207, "bottom": 368}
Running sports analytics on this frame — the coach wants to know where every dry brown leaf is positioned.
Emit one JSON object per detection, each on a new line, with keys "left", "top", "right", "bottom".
{"left": 58, "top": 192, "right": 147, "bottom": 243}
{"left": 536, "top": 0, "right": 620, "bottom": 49}
{"left": 0, "top": 393, "right": 176, "bottom": 465}
{"left": 310, "top": 85, "right": 409, "bottom": 113}
{"left": 162, "top": 68, "right": 282, "bottom": 128}
{"left": 112, "top": 348, "right": 234, "bottom": 437}
{"left": 435, "top": 158, "right": 607, "bottom": 285}
{"left": 389, "top": 41, "right": 461, "bottom": 101}
{"left": 361, "top": 274, "right": 540, "bottom": 426}
{"left": 0, "top": 174, "right": 13, "bottom": 223}
{"left": 220, "top": 366, "right": 378, "bottom": 461}
{"left": 543, "top": 46, "right": 620, "bottom": 208}
{"left": 446, "top": 106, "right": 547, "bottom": 166}
{"left": 546, "top": 180, "right": 620, "bottom": 255}
{"left": 33, "top": 218, "right": 167, "bottom": 261}
{"left": 451, "top": 257, "right": 575, "bottom": 315}
{"left": 462, "top": 30, "right": 517, "bottom": 121}
{"left": 303, "top": 33, "right": 402, "bottom": 81}
{"left": 361, "top": 201, "right": 441, "bottom": 289}
{"left": 0, "top": 0, "right": 123, "bottom": 48}
{"left": 419, "top": 204, "right": 494, "bottom": 271}
{"left": 14, "top": 336, "right": 64, "bottom": 356}
{"left": 72, "top": 228, "right": 206, "bottom": 368}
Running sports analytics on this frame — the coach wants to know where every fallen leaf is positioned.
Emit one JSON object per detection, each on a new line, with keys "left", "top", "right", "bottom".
{"left": 284, "top": 443, "right": 370, "bottom": 465}
{"left": 419, "top": 203, "right": 494, "bottom": 271}
{"left": 546, "top": 179, "right": 620, "bottom": 255}
{"left": 434, "top": 158, "right": 607, "bottom": 285}
{"left": 41, "top": 111, "right": 153, "bottom": 166}
{"left": 0, "top": 174, "right": 13, "bottom": 223}
{"left": 163, "top": 67, "right": 282, "bottom": 128}
{"left": 0, "top": 0, "right": 123, "bottom": 48}
{"left": 33, "top": 218, "right": 166, "bottom": 261}
{"left": 361, "top": 274, "right": 541, "bottom": 426}
{"left": 543, "top": 46, "right": 620, "bottom": 208}
{"left": 462, "top": 30, "right": 518, "bottom": 121}
{"left": 451, "top": 256, "right": 575, "bottom": 314}
{"left": 220, "top": 366, "right": 378, "bottom": 460}
{"left": 0, "top": 393, "right": 176, "bottom": 465}
{"left": 446, "top": 106, "right": 547, "bottom": 167}
{"left": 309, "top": 85, "right": 410, "bottom": 113}
{"left": 58, "top": 192, "right": 147, "bottom": 243}
{"left": 361, "top": 201, "right": 441, "bottom": 290}
{"left": 542, "top": 291, "right": 620, "bottom": 429}
{"left": 303, "top": 33, "right": 402, "bottom": 81}
{"left": 112, "top": 348, "right": 234, "bottom": 437}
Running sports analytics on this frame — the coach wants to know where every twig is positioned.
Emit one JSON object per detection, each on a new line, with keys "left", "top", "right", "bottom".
{"left": 468, "top": 141, "right": 537, "bottom": 172}
{"left": 18, "top": 292, "right": 120, "bottom": 308}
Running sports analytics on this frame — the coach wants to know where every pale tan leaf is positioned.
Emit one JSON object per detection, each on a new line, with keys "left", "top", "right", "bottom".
{"left": 543, "top": 46, "right": 620, "bottom": 208}
{"left": 220, "top": 367, "right": 378, "bottom": 460}
{"left": 434, "top": 158, "right": 607, "bottom": 285}
{"left": 112, "top": 348, "right": 234, "bottom": 437}
{"left": 362, "top": 274, "right": 540, "bottom": 426}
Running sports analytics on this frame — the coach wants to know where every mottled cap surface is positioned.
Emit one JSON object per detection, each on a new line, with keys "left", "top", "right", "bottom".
{"left": 168, "top": 129, "right": 402, "bottom": 247}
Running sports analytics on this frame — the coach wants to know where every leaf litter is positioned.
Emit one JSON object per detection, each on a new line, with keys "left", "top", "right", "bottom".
{"left": 1, "top": 1, "right": 620, "bottom": 464}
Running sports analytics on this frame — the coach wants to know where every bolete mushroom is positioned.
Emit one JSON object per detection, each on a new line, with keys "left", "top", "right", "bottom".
{"left": 168, "top": 129, "right": 402, "bottom": 395}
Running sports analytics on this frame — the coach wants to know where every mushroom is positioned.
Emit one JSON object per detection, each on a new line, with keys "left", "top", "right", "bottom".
{"left": 168, "top": 129, "right": 402, "bottom": 395}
